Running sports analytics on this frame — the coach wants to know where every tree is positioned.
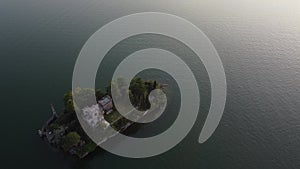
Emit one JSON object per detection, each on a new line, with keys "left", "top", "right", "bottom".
{"left": 73, "top": 87, "right": 96, "bottom": 108}
{"left": 61, "top": 132, "right": 81, "bottom": 151}
{"left": 64, "top": 91, "right": 74, "bottom": 112}
{"left": 153, "top": 80, "right": 157, "bottom": 90}
{"left": 110, "top": 80, "right": 122, "bottom": 100}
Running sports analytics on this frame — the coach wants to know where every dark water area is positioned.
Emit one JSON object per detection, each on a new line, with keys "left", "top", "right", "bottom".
{"left": 0, "top": 0, "right": 299, "bottom": 169}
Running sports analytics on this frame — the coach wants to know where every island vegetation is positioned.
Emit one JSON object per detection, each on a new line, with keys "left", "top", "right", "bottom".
{"left": 39, "top": 78, "right": 163, "bottom": 158}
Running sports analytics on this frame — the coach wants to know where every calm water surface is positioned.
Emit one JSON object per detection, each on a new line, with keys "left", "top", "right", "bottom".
{"left": 0, "top": 0, "right": 299, "bottom": 169}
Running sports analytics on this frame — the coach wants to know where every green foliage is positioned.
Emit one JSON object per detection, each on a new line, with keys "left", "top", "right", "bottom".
{"left": 49, "top": 123, "right": 60, "bottom": 130}
{"left": 55, "top": 111, "right": 75, "bottom": 125}
{"left": 104, "top": 110, "right": 121, "bottom": 123}
{"left": 64, "top": 91, "right": 74, "bottom": 112}
{"left": 129, "top": 78, "right": 157, "bottom": 110}
{"left": 106, "top": 78, "right": 127, "bottom": 100}
{"left": 73, "top": 88, "right": 96, "bottom": 108}
{"left": 61, "top": 131, "right": 81, "bottom": 152}
{"left": 82, "top": 142, "right": 97, "bottom": 152}
{"left": 57, "top": 78, "right": 160, "bottom": 154}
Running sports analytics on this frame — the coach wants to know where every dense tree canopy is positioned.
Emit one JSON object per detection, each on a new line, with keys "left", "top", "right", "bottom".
{"left": 61, "top": 131, "right": 81, "bottom": 151}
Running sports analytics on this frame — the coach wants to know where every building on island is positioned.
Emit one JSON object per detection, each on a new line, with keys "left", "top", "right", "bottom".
{"left": 82, "top": 104, "right": 109, "bottom": 128}
{"left": 98, "top": 95, "right": 113, "bottom": 114}
{"left": 82, "top": 95, "right": 113, "bottom": 128}
{"left": 45, "top": 126, "right": 66, "bottom": 145}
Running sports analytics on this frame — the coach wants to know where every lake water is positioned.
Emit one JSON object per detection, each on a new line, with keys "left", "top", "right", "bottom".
{"left": 1, "top": 0, "right": 299, "bottom": 169}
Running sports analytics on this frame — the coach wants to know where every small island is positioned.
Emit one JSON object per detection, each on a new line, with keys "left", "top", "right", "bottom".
{"left": 39, "top": 78, "right": 165, "bottom": 158}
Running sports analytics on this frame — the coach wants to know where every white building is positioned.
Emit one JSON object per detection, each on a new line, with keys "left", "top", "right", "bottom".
{"left": 82, "top": 104, "right": 109, "bottom": 128}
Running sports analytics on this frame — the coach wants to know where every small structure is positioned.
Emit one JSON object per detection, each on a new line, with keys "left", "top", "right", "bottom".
{"left": 82, "top": 104, "right": 109, "bottom": 128}
{"left": 98, "top": 95, "right": 113, "bottom": 114}
{"left": 38, "top": 104, "right": 59, "bottom": 137}
{"left": 51, "top": 104, "right": 59, "bottom": 118}
{"left": 45, "top": 126, "right": 66, "bottom": 145}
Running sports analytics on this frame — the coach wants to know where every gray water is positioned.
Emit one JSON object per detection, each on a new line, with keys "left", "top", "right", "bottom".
{"left": 1, "top": 0, "right": 300, "bottom": 169}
